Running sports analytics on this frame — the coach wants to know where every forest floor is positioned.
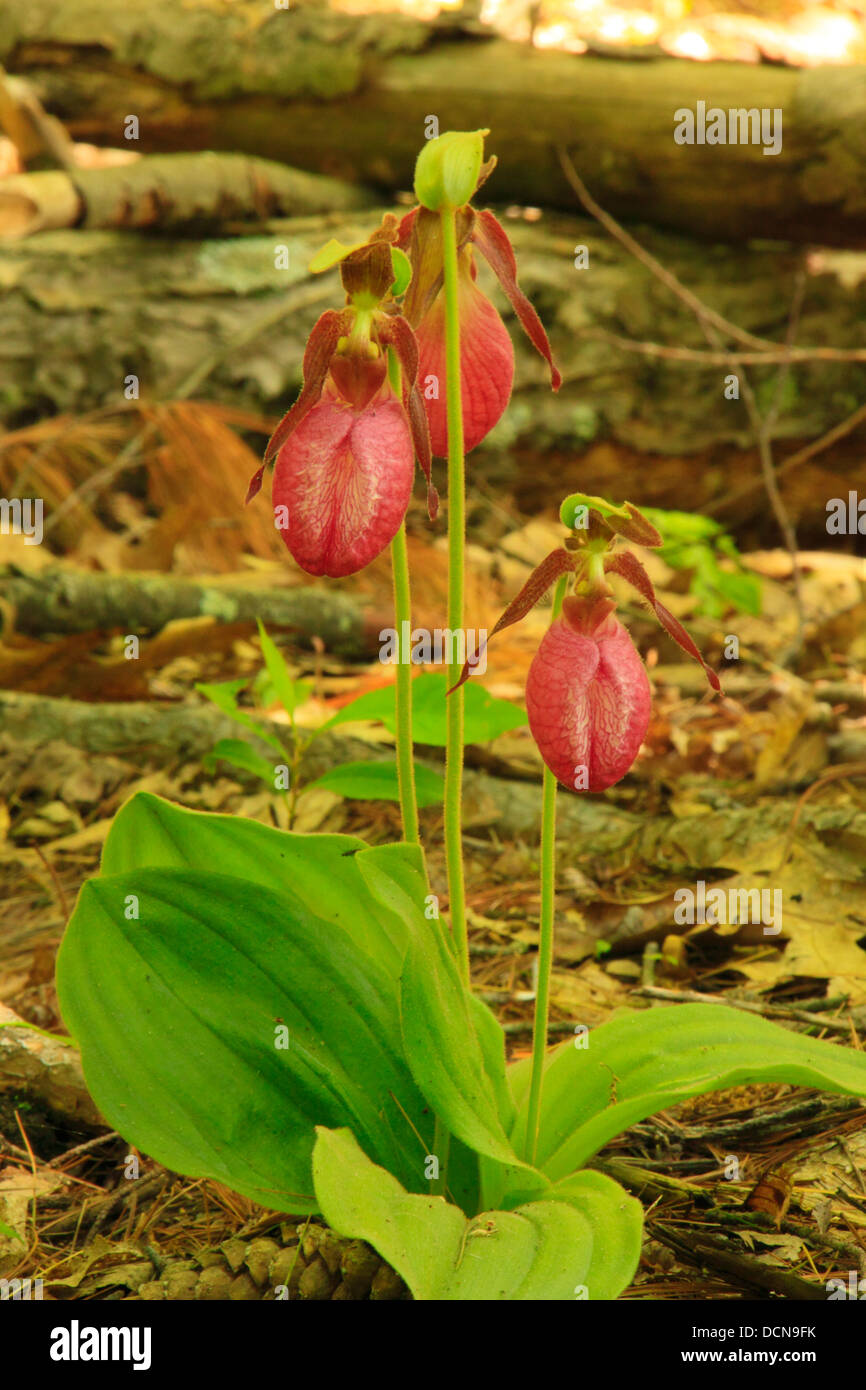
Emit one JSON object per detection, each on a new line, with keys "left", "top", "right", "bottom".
{"left": 0, "top": 416, "right": 865, "bottom": 1300}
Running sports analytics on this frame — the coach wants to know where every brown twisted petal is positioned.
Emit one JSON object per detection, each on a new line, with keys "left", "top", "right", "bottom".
{"left": 604, "top": 549, "right": 722, "bottom": 692}
{"left": 471, "top": 209, "right": 562, "bottom": 391}
{"left": 377, "top": 313, "right": 438, "bottom": 521}
{"left": 262, "top": 308, "right": 354, "bottom": 466}
{"left": 448, "top": 547, "right": 577, "bottom": 693}
{"left": 598, "top": 503, "right": 663, "bottom": 549}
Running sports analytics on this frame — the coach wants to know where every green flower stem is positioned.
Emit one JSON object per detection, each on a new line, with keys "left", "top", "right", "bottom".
{"left": 386, "top": 349, "right": 420, "bottom": 847}
{"left": 440, "top": 205, "right": 469, "bottom": 984}
{"left": 389, "top": 345, "right": 448, "bottom": 1193}
{"left": 390, "top": 523, "right": 420, "bottom": 846}
{"left": 524, "top": 574, "right": 568, "bottom": 1165}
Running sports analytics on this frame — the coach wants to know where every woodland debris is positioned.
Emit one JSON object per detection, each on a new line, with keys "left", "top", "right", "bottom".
{"left": 2, "top": 691, "right": 865, "bottom": 873}
{"left": 61, "top": 1223, "right": 410, "bottom": 1301}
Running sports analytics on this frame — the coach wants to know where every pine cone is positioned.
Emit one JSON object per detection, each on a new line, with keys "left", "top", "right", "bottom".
{"left": 130, "top": 1223, "right": 409, "bottom": 1301}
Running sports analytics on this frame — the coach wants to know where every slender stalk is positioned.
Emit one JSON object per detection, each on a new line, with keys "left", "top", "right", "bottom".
{"left": 524, "top": 574, "right": 568, "bottom": 1165}
{"left": 390, "top": 523, "right": 420, "bottom": 845}
{"left": 440, "top": 205, "right": 469, "bottom": 982}
{"left": 386, "top": 349, "right": 420, "bottom": 846}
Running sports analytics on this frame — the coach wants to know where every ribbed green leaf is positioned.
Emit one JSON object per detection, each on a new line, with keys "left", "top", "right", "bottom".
{"left": 510, "top": 1003, "right": 866, "bottom": 1180}
{"left": 399, "top": 880, "right": 538, "bottom": 1181}
{"left": 100, "top": 792, "right": 406, "bottom": 976}
{"left": 550, "top": 1171, "right": 643, "bottom": 1300}
{"left": 57, "top": 868, "right": 432, "bottom": 1212}
{"left": 314, "top": 1128, "right": 595, "bottom": 1301}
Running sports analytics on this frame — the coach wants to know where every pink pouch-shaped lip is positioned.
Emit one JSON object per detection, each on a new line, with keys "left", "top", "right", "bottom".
{"left": 526, "top": 601, "right": 652, "bottom": 793}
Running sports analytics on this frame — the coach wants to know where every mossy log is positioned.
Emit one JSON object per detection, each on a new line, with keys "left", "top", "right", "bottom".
{"left": 2, "top": 209, "right": 865, "bottom": 537}
{"left": 1, "top": 691, "right": 863, "bottom": 876}
{"left": 0, "top": 565, "right": 383, "bottom": 657}
{"left": 3, "top": 0, "right": 866, "bottom": 247}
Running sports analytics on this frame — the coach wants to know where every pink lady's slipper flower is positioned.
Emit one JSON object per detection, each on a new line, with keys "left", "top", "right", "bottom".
{"left": 452, "top": 499, "right": 721, "bottom": 792}
{"left": 526, "top": 594, "right": 652, "bottom": 793}
{"left": 247, "top": 232, "right": 435, "bottom": 579}
{"left": 398, "top": 200, "right": 561, "bottom": 458}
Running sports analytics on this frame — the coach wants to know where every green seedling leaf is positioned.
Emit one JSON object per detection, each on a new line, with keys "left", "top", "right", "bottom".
{"left": 324, "top": 673, "right": 526, "bottom": 745}
{"left": 305, "top": 759, "right": 444, "bottom": 807}
{"left": 196, "top": 679, "right": 284, "bottom": 755}
{"left": 204, "top": 738, "right": 280, "bottom": 786}
{"left": 255, "top": 621, "right": 311, "bottom": 719}
{"left": 640, "top": 507, "right": 722, "bottom": 545}
{"left": 314, "top": 1128, "right": 595, "bottom": 1300}
{"left": 57, "top": 868, "right": 433, "bottom": 1212}
{"left": 641, "top": 508, "right": 761, "bottom": 617}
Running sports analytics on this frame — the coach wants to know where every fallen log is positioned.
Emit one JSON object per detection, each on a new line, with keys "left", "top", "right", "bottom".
{"left": 0, "top": 1003, "right": 102, "bottom": 1130}
{"left": 0, "top": 566, "right": 384, "bottom": 658}
{"left": 2, "top": 691, "right": 863, "bottom": 874}
{"left": 2, "top": 211, "right": 865, "bottom": 535}
{"left": 0, "top": 152, "right": 373, "bottom": 238}
{"left": 3, "top": 0, "right": 866, "bottom": 247}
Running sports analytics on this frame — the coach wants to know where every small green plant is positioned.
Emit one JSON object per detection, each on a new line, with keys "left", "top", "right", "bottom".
{"left": 641, "top": 507, "right": 761, "bottom": 618}
{"left": 198, "top": 621, "right": 523, "bottom": 822}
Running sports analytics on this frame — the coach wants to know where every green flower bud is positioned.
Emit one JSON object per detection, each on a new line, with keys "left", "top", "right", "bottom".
{"left": 413, "top": 129, "right": 489, "bottom": 211}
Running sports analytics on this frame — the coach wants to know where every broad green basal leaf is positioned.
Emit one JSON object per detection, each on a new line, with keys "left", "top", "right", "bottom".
{"left": 314, "top": 1128, "right": 595, "bottom": 1301}
{"left": 550, "top": 1171, "right": 643, "bottom": 1300}
{"left": 355, "top": 832, "right": 542, "bottom": 1192}
{"left": 397, "top": 859, "right": 540, "bottom": 1185}
{"left": 57, "top": 868, "right": 433, "bottom": 1211}
{"left": 100, "top": 792, "right": 406, "bottom": 976}
{"left": 510, "top": 1003, "right": 866, "bottom": 1181}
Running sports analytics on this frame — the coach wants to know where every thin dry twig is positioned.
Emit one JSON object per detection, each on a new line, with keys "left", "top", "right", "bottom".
{"left": 635, "top": 986, "right": 855, "bottom": 1035}
{"left": 556, "top": 149, "right": 780, "bottom": 352}
{"left": 708, "top": 399, "right": 866, "bottom": 516}
{"left": 577, "top": 327, "right": 866, "bottom": 366}
{"left": 558, "top": 147, "right": 809, "bottom": 658}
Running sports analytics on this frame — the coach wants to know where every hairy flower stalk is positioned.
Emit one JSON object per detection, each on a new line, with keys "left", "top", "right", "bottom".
{"left": 440, "top": 202, "right": 470, "bottom": 980}
{"left": 524, "top": 572, "right": 568, "bottom": 1166}
{"left": 410, "top": 130, "right": 561, "bottom": 987}
{"left": 453, "top": 495, "right": 721, "bottom": 1165}
{"left": 386, "top": 350, "right": 420, "bottom": 847}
